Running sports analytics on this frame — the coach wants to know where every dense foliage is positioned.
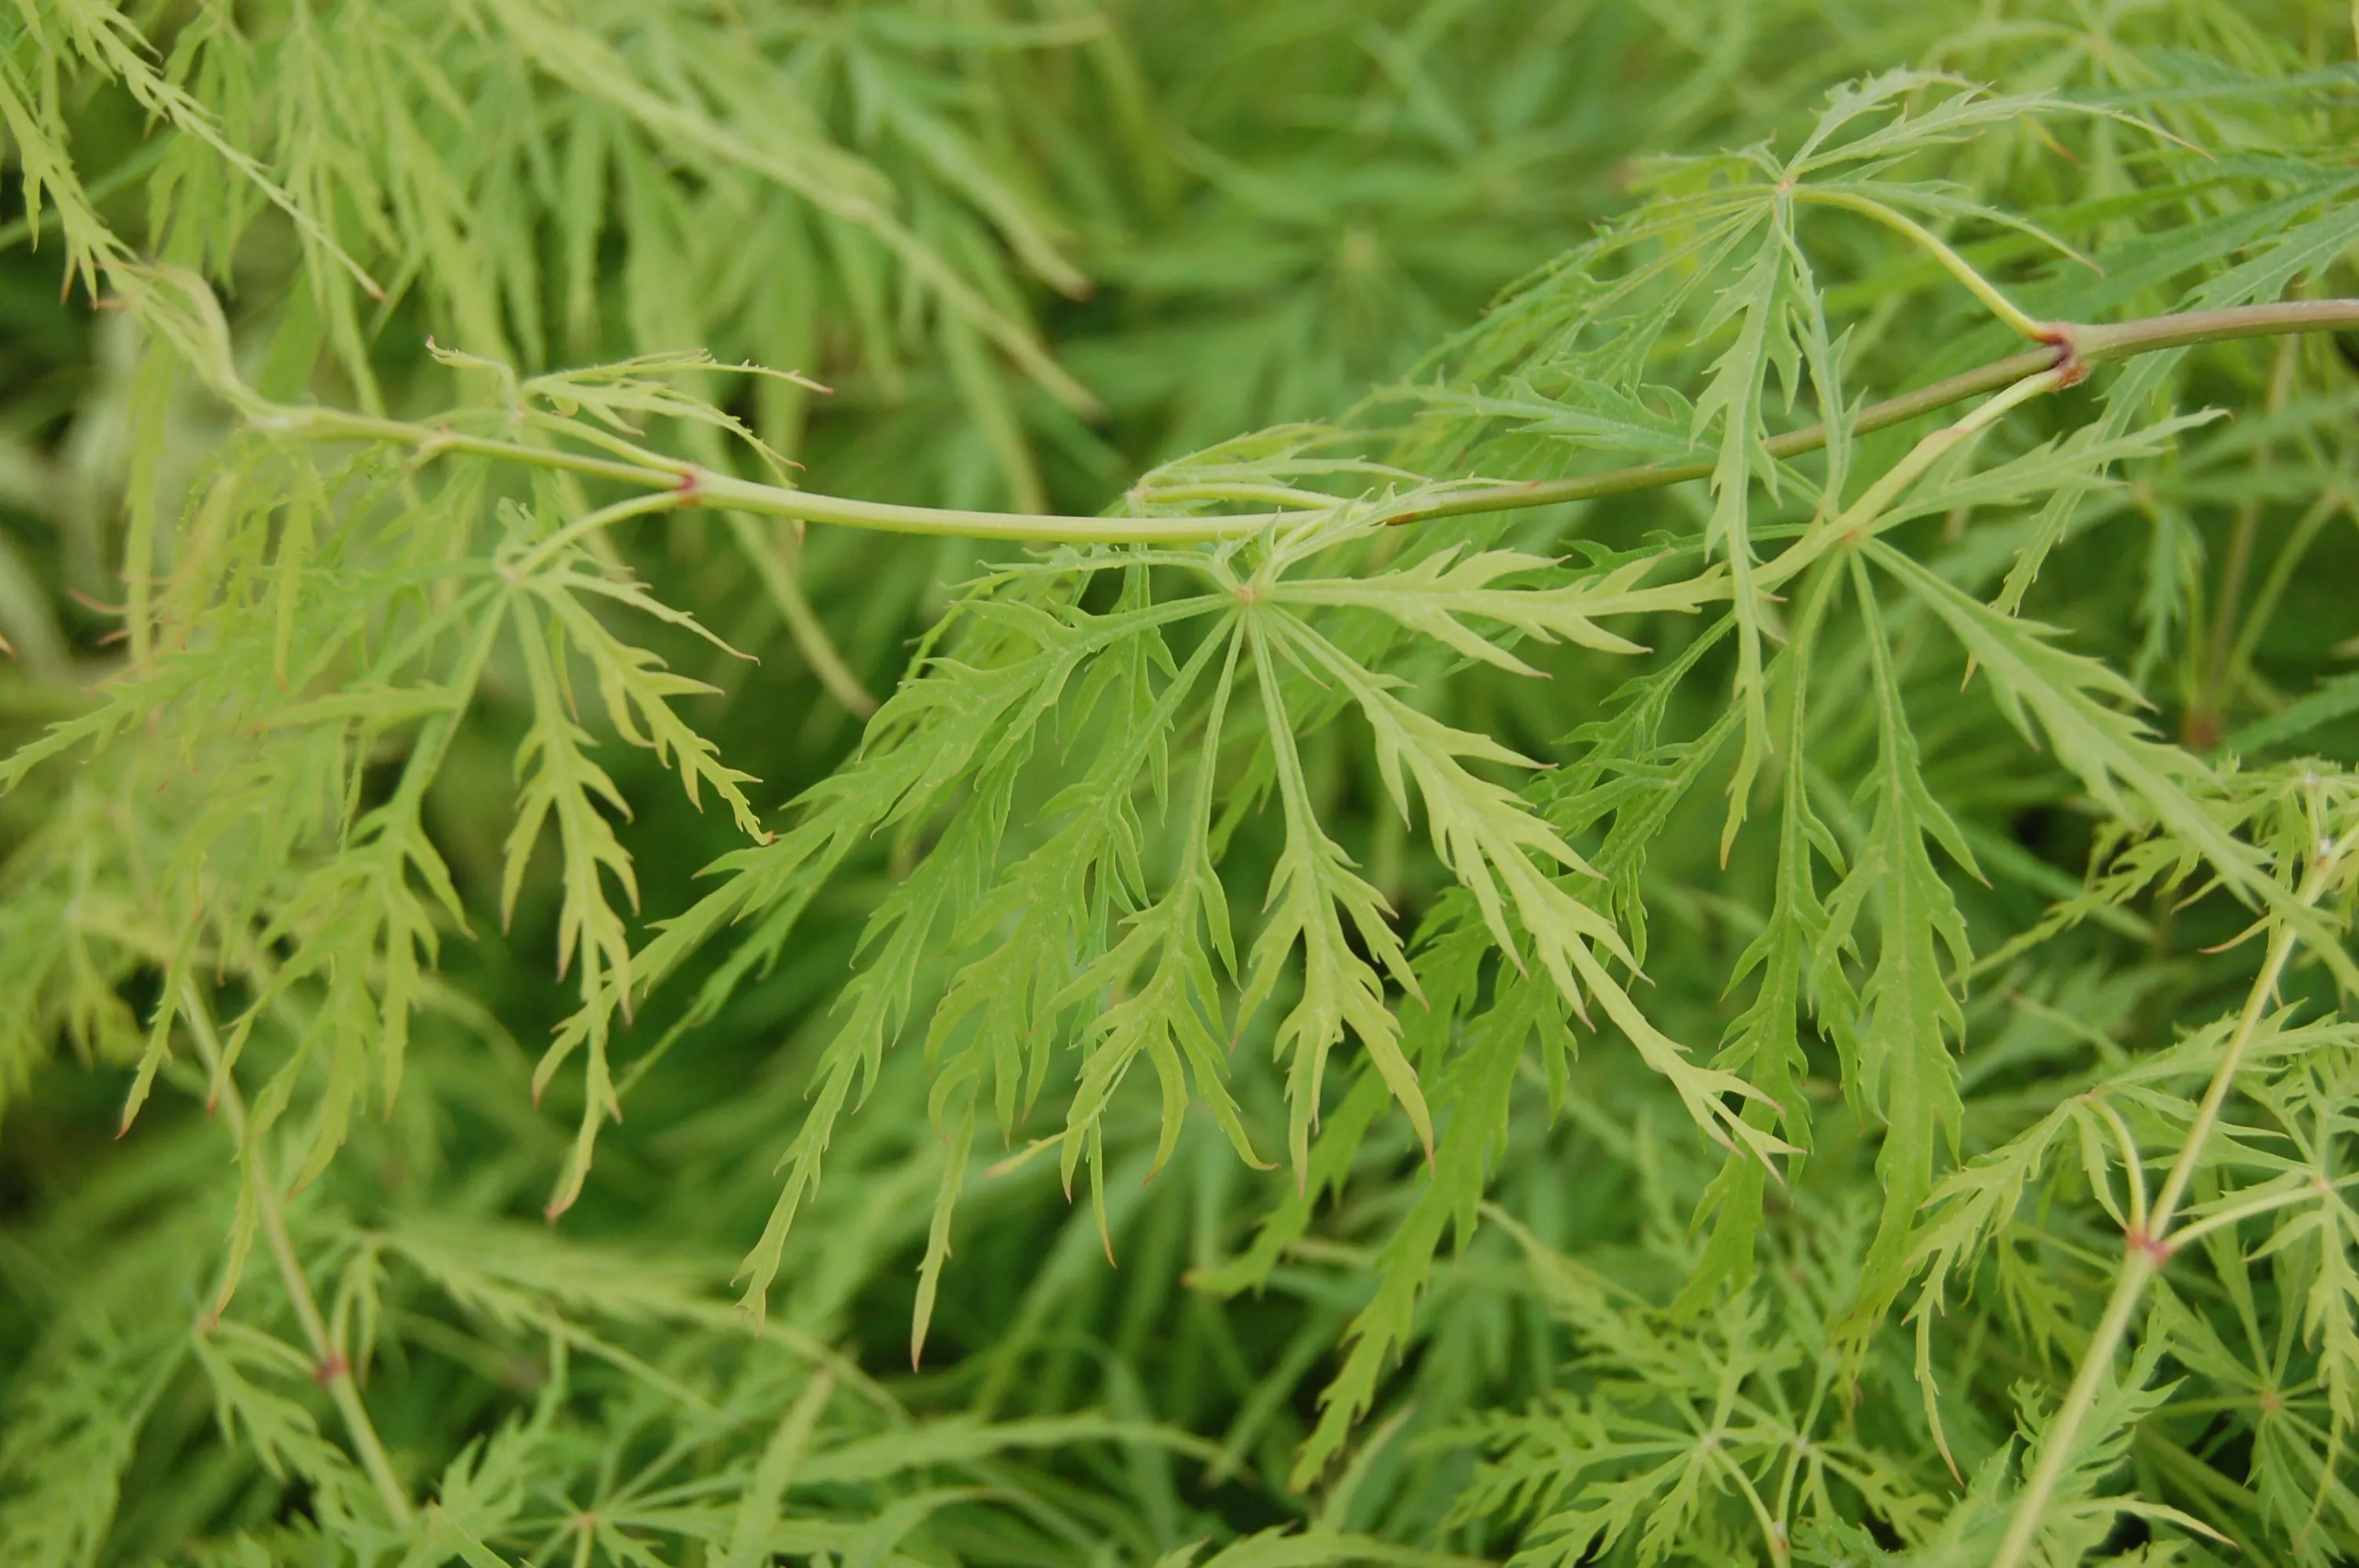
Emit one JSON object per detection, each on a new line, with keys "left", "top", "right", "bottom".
{"left": 4, "top": 3, "right": 2359, "bottom": 1564}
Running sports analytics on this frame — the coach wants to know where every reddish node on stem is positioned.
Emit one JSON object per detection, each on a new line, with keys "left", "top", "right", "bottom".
{"left": 2125, "top": 1228, "right": 2173, "bottom": 1265}
{"left": 2034, "top": 325, "right": 2090, "bottom": 388}
{"left": 314, "top": 1352, "right": 350, "bottom": 1386}
{"left": 674, "top": 468, "right": 703, "bottom": 506}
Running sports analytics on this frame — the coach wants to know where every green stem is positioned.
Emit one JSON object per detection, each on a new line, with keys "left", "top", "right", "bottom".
{"left": 1989, "top": 847, "right": 2339, "bottom": 1568}
{"left": 1761, "top": 365, "right": 2070, "bottom": 590}
{"left": 180, "top": 985, "right": 416, "bottom": 1530}
{"left": 1413, "top": 296, "right": 2359, "bottom": 533}
{"left": 265, "top": 408, "right": 672, "bottom": 488}
{"left": 1372, "top": 346, "right": 2063, "bottom": 528}
{"left": 266, "top": 299, "right": 2359, "bottom": 548}
{"left": 2070, "top": 300, "right": 2359, "bottom": 365}
{"left": 511, "top": 489, "right": 692, "bottom": 577}
{"left": 2165, "top": 1182, "right": 2334, "bottom": 1251}
{"left": 1793, "top": 187, "right": 2052, "bottom": 341}
{"left": 1708, "top": 1437, "right": 1790, "bottom": 1563}
{"left": 2087, "top": 1097, "right": 2150, "bottom": 1242}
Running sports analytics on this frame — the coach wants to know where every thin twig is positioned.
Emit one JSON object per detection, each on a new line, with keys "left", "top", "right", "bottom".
{"left": 1794, "top": 187, "right": 2052, "bottom": 342}
{"left": 180, "top": 985, "right": 416, "bottom": 1530}
{"left": 263, "top": 299, "right": 2359, "bottom": 547}
{"left": 1990, "top": 838, "right": 2344, "bottom": 1568}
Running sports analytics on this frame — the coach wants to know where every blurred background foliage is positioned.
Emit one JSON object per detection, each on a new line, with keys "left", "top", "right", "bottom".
{"left": 2, "top": 2, "right": 2357, "bottom": 1565}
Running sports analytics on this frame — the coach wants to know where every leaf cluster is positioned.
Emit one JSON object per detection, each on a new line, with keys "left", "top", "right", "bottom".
{"left": 4, "top": 3, "right": 2359, "bottom": 1566}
